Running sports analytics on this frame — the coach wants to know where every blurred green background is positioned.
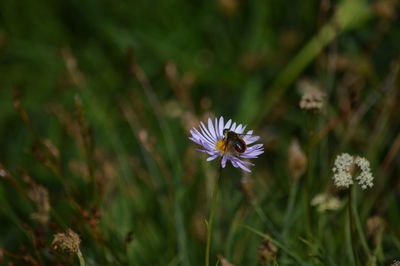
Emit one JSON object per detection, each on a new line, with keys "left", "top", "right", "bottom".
{"left": 0, "top": 0, "right": 399, "bottom": 265}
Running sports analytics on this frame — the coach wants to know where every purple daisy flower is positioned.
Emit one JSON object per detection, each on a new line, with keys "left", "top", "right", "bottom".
{"left": 189, "top": 116, "right": 264, "bottom": 172}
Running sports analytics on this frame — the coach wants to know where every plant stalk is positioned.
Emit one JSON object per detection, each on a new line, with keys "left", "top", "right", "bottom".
{"left": 77, "top": 250, "right": 86, "bottom": 266}
{"left": 205, "top": 164, "right": 222, "bottom": 266}
{"left": 348, "top": 188, "right": 359, "bottom": 266}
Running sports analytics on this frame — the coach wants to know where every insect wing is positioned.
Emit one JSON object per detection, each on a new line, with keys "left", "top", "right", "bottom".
{"left": 233, "top": 138, "right": 247, "bottom": 153}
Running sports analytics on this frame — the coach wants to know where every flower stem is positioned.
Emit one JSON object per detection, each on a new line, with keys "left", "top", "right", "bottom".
{"left": 77, "top": 250, "right": 86, "bottom": 266}
{"left": 351, "top": 188, "right": 372, "bottom": 260}
{"left": 348, "top": 188, "right": 359, "bottom": 266}
{"left": 251, "top": 198, "right": 277, "bottom": 236}
{"left": 282, "top": 179, "right": 299, "bottom": 242}
{"left": 304, "top": 148, "right": 313, "bottom": 237}
{"left": 304, "top": 113, "right": 315, "bottom": 237}
{"left": 205, "top": 165, "right": 222, "bottom": 266}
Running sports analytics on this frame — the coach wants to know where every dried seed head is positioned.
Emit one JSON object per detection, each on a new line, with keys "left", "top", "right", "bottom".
{"left": 0, "top": 164, "right": 7, "bottom": 178}
{"left": 374, "top": 0, "right": 398, "bottom": 20}
{"left": 288, "top": 138, "right": 307, "bottom": 181}
{"left": 217, "top": 255, "right": 235, "bottom": 266}
{"left": 28, "top": 184, "right": 50, "bottom": 224}
{"left": 163, "top": 100, "right": 183, "bottom": 118}
{"left": 191, "top": 211, "right": 207, "bottom": 242}
{"left": 366, "top": 215, "right": 385, "bottom": 245}
{"left": 258, "top": 234, "right": 278, "bottom": 263}
{"left": 240, "top": 176, "right": 254, "bottom": 200}
{"left": 311, "top": 193, "right": 342, "bottom": 212}
{"left": 218, "top": 0, "right": 239, "bottom": 16}
{"left": 52, "top": 229, "right": 81, "bottom": 254}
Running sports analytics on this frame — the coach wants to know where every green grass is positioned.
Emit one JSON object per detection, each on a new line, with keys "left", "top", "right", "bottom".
{"left": 0, "top": 0, "right": 400, "bottom": 265}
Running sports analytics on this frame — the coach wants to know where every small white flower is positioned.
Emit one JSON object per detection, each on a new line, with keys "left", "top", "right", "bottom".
{"left": 332, "top": 153, "right": 374, "bottom": 190}
{"left": 332, "top": 153, "right": 354, "bottom": 188}
{"left": 311, "top": 193, "right": 342, "bottom": 212}
{"left": 391, "top": 260, "right": 400, "bottom": 266}
{"left": 298, "top": 79, "right": 326, "bottom": 111}
{"left": 354, "top": 156, "right": 374, "bottom": 189}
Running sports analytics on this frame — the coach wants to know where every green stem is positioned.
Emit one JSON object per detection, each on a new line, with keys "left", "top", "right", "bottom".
{"left": 77, "top": 250, "right": 86, "bottom": 266}
{"left": 253, "top": 0, "right": 371, "bottom": 126}
{"left": 282, "top": 179, "right": 299, "bottom": 262}
{"left": 304, "top": 113, "right": 315, "bottom": 237}
{"left": 304, "top": 156, "right": 312, "bottom": 237}
{"left": 251, "top": 198, "right": 278, "bottom": 238}
{"left": 205, "top": 165, "right": 222, "bottom": 266}
{"left": 348, "top": 189, "right": 359, "bottom": 266}
{"left": 242, "top": 224, "right": 304, "bottom": 265}
{"left": 351, "top": 188, "right": 372, "bottom": 260}
{"left": 282, "top": 180, "right": 298, "bottom": 235}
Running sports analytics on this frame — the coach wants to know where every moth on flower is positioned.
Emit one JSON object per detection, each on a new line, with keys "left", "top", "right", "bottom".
{"left": 189, "top": 117, "right": 264, "bottom": 172}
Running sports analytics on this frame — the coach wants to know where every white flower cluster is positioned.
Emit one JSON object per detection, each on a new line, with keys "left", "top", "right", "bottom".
{"left": 391, "top": 260, "right": 400, "bottom": 266}
{"left": 299, "top": 88, "right": 325, "bottom": 110}
{"left": 311, "top": 193, "right": 342, "bottom": 212}
{"left": 298, "top": 79, "right": 326, "bottom": 111}
{"left": 332, "top": 153, "right": 354, "bottom": 188}
{"left": 354, "top": 156, "right": 374, "bottom": 189}
{"left": 332, "top": 153, "right": 374, "bottom": 190}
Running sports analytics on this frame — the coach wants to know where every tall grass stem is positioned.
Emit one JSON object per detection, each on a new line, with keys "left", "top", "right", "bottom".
{"left": 77, "top": 250, "right": 86, "bottom": 266}
{"left": 348, "top": 188, "right": 359, "bottom": 266}
{"left": 304, "top": 113, "right": 316, "bottom": 237}
{"left": 352, "top": 188, "right": 372, "bottom": 261}
{"left": 205, "top": 165, "right": 222, "bottom": 266}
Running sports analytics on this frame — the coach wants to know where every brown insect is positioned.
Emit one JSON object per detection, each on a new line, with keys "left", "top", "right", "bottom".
{"left": 223, "top": 128, "right": 247, "bottom": 154}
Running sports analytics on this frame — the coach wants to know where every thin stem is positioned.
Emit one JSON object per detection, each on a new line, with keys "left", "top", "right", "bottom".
{"left": 282, "top": 179, "right": 299, "bottom": 262}
{"left": 253, "top": 0, "right": 371, "bottom": 126}
{"left": 241, "top": 224, "right": 304, "bottom": 265}
{"left": 304, "top": 113, "right": 315, "bottom": 237}
{"left": 77, "top": 250, "right": 86, "bottom": 266}
{"left": 251, "top": 199, "right": 277, "bottom": 237}
{"left": 348, "top": 189, "right": 359, "bottom": 266}
{"left": 283, "top": 179, "right": 299, "bottom": 233}
{"left": 304, "top": 153, "right": 312, "bottom": 237}
{"left": 205, "top": 164, "right": 222, "bottom": 266}
{"left": 351, "top": 188, "right": 372, "bottom": 260}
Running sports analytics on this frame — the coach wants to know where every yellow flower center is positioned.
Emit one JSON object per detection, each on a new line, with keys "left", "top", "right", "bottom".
{"left": 215, "top": 139, "right": 227, "bottom": 154}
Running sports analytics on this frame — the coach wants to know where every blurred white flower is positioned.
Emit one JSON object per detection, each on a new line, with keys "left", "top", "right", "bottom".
{"left": 298, "top": 79, "right": 326, "bottom": 111}
{"left": 288, "top": 138, "right": 307, "bottom": 181}
{"left": 391, "top": 260, "right": 400, "bottom": 266}
{"left": 354, "top": 156, "right": 374, "bottom": 189}
{"left": 332, "top": 153, "right": 354, "bottom": 188}
{"left": 311, "top": 193, "right": 342, "bottom": 212}
{"left": 332, "top": 153, "right": 374, "bottom": 190}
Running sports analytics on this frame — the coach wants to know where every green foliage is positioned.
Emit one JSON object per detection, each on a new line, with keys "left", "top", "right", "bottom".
{"left": 0, "top": 0, "right": 399, "bottom": 265}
